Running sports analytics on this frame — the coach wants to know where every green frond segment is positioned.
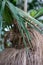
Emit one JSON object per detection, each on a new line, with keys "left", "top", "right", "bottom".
{"left": 1, "top": 0, "right": 7, "bottom": 15}
{"left": 29, "top": 10, "right": 37, "bottom": 17}
{"left": 29, "top": 8, "right": 43, "bottom": 18}
{"left": 3, "top": 5, "right": 13, "bottom": 26}
{"left": 34, "top": 8, "right": 43, "bottom": 18}
{"left": 0, "top": 0, "right": 7, "bottom": 28}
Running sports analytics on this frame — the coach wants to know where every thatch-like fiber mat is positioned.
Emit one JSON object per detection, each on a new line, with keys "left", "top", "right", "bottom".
{"left": 0, "top": 30, "right": 43, "bottom": 65}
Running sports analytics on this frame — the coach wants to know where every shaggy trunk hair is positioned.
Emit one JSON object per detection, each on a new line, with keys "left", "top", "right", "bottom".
{"left": 0, "top": 30, "right": 43, "bottom": 65}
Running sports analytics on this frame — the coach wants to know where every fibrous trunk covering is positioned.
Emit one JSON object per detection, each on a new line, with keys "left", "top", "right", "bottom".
{"left": 0, "top": 30, "right": 43, "bottom": 65}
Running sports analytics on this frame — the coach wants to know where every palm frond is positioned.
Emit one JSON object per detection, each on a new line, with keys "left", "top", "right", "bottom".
{"left": 7, "top": 1, "right": 43, "bottom": 33}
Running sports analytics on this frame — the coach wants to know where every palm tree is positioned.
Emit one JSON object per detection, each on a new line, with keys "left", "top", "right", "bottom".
{"left": 0, "top": 0, "right": 43, "bottom": 65}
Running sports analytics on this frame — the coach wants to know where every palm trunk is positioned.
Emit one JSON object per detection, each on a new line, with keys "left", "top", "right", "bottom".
{"left": 0, "top": 30, "right": 43, "bottom": 65}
